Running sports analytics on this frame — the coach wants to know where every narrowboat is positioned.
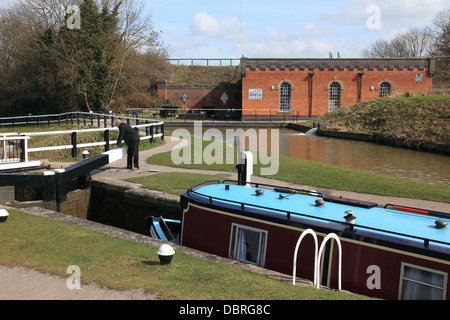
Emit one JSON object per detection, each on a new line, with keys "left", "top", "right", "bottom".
{"left": 179, "top": 180, "right": 450, "bottom": 300}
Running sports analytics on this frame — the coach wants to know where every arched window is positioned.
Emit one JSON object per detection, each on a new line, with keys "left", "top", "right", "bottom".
{"left": 328, "top": 82, "right": 341, "bottom": 112}
{"left": 279, "top": 82, "right": 291, "bottom": 112}
{"left": 379, "top": 82, "right": 392, "bottom": 97}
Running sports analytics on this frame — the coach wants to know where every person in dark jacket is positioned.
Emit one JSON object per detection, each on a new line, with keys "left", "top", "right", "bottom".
{"left": 114, "top": 119, "right": 140, "bottom": 170}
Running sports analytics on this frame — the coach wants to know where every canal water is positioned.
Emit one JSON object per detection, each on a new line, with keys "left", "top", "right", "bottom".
{"left": 178, "top": 126, "right": 450, "bottom": 186}
{"left": 280, "top": 129, "right": 450, "bottom": 186}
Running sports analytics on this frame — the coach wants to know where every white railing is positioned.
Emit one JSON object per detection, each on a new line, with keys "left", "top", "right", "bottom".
{"left": 0, "top": 112, "right": 165, "bottom": 162}
{"left": 24, "top": 122, "right": 163, "bottom": 154}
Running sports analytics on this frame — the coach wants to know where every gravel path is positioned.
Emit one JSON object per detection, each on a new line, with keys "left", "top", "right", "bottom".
{"left": 0, "top": 265, "right": 156, "bottom": 300}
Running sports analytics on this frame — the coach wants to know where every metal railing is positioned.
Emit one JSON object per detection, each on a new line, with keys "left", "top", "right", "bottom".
{"left": 0, "top": 134, "right": 29, "bottom": 163}
{"left": 0, "top": 111, "right": 160, "bottom": 129}
{"left": 167, "top": 58, "right": 240, "bottom": 67}
{"left": 125, "top": 107, "right": 305, "bottom": 122}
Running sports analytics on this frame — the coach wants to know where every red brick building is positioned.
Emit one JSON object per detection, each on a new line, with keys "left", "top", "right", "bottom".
{"left": 241, "top": 58, "right": 435, "bottom": 120}
{"left": 157, "top": 57, "right": 435, "bottom": 120}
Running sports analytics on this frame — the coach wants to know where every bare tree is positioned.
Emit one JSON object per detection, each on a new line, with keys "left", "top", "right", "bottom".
{"left": 362, "top": 27, "right": 434, "bottom": 58}
{"left": 428, "top": 9, "right": 450, "bottom": 56}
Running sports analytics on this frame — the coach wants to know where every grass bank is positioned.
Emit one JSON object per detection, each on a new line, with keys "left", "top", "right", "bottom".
{"left": 311, "top": 95, "right": 450, "bottom": 154}
{"left": 0, "top": 209, "right": 370, "bottom": 300}
{"left": 147, "top": 138, "right": 450, "bottom": 203}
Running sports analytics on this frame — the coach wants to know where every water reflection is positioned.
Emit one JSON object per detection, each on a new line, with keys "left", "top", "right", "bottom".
{"left": 174, "top": 126, "right": 450, "bottom": 185}
{"left": 281, "top": 129, "right": 450, "bottom": 185}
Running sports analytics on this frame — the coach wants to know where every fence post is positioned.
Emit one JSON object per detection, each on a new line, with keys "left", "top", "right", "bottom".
{"left": 104, "top": 129, "right": 110, "bottom": 152}
{"left": 71, "top": 132, "right": 77, "bottom": 158}
{"left": 19, "top": 139, "right": 25, "bottom": 162}
{"left": 150, "top": 125, "right": 154, "bottom": 143}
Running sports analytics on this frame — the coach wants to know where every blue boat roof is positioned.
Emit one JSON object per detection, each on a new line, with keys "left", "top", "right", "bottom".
{"left": 188, "top": 182, "right": 450, "bottom": 249}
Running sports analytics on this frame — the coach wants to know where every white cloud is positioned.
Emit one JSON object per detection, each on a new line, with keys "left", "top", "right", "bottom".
{"left": 190, "top": 11, "right": 240, "bottom": 42}
{"left": 242, "top": 27, "right": 335, "bottom": 58}
{"left": 186, "top": 11, "right": 338, "bottom": 58}
{"left": 299, "top": 23, "right": 339, "bottom": 38}
{"left": 0, "top": 0, "right": 12, "bottom": 8}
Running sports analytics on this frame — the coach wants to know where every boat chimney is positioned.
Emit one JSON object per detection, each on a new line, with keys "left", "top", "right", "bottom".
{"left": 344, "top": 210, "right": 356, "bottom": 224}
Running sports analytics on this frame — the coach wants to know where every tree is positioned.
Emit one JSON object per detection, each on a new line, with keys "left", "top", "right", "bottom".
{"left": 362, "top": 10, "right": 449, "bottom": 59}
{"left": 362, "top": 27, "right": 434, "bottom": 58}
{"left": 36, "top": 0, "right": 122, "bottom": 112}
{"left": 0, "top": 0, "right": 168, "bottom": 115}
{"left": 429, "top": 9, "right": 450, "bottom": 56}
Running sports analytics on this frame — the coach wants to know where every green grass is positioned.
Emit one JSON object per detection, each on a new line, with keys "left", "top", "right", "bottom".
{"left": 128, "top": 172, "right": 226, "bottom": 195}
{"left": 316, "top": 95, "right": 450, "bottom": 149}
{"left": 0, "top": 209, "right": 371, "bottom": 300}
{"left": 147, "top": 138, "right": 450, "bottom": 203}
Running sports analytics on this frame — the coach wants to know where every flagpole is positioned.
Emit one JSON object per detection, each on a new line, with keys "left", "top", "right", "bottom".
{"left": 240, "top": 2, "right": 242, "bottom": 57}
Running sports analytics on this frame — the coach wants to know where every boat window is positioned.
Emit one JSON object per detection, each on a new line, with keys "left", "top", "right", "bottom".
{"left": 229, "top": 224, "right": 267, "bottom": 267}
{"left": 399, "top": 263, "right": 447, "bottom": 300}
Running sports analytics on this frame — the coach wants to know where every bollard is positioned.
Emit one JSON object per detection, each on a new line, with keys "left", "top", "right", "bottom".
{"left": 157, "top": 244, "right": 175, "bottom": 265}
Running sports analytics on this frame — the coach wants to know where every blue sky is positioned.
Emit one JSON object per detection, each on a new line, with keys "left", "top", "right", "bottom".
{"left": 149, "top": 0, "right": 449, "bottom": 59}
{"left": 1, "top": 0, "right": 448, "bottom": 59}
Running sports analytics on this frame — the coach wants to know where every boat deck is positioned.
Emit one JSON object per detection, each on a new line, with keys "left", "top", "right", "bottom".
{"left": 188, "top": 181, "right": 450, "bottom": 250}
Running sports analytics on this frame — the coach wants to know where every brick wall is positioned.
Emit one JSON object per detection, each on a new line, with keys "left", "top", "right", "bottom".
{"left": 157, "top": 81, "right": 241, "bottom": 111}
{"left": 241, "top": 58, "right": 434, "bottom": 118}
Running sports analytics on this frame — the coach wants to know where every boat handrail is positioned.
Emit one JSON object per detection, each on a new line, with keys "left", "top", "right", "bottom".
{"left": 189, "top": 180, "right": 222, "bottom": 191}
{"left": 317, "top": 233, "right": 342, "bottom": 291}
{"left": 293, "top": 229, "right": 318, "bottom": 286}
{"left": 221, "top": 179, "right": 325, "bottom": 198}
{"left": 186, "top": 183, "right": 450, "bottom": 249}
